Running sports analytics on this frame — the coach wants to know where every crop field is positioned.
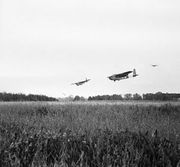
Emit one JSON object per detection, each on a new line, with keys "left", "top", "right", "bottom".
{"left": 0, "top": 101, "right": 180, "bottom": 166}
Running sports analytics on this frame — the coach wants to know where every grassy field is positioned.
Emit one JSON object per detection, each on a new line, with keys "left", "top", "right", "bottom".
{"left": 0, "top": 101, "right": 180, "bottom": 166}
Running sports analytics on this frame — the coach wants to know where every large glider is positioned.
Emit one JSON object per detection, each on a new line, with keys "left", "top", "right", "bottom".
{"left": 108, "top": 69, "right": 138, "bottom": 81}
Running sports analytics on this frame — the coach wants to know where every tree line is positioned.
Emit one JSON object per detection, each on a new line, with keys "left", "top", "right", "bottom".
{"left": 0, "top": 92, "right": 57, "bottom": 101}
{"left": 1, "top": 92, "right": 180, "bottom": 102}
{"left": 87, "top": 92, "right": 180, "bottom": 101}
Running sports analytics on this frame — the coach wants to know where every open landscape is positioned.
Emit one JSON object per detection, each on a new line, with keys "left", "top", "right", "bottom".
{"left": 1, "top": 0, "right": 180, "bottom": 166}
{"left": 0, "top": 101, "right": 179, "bottom": 166}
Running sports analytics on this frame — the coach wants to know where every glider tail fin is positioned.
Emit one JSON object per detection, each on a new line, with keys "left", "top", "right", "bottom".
{"left": 133, "top": 69, "right": 138, "bottom": 77}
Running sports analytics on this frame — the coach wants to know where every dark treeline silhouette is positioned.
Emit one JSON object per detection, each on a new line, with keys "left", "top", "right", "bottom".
{"left": 73, "top": 95, "right": 86, "bottom": 101}
{"left": 88, "top": 94, "right": 123, "bottom": 101}
{"left": 88, "top": 92, "right": 180, "bottom": 101}
{"left": 142, "top": 92, "right": 180, "bottom": 101}
{"left": 0, "top": 92, "right": 57, "bottom": 101}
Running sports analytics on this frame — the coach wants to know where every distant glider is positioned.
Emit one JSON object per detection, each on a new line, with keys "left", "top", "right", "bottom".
{"left": 72, "top": 78, "right": 91, "bottom": 86}
{"left": 151, "top": 64, "right": 158, "bottom": 67}
{"left": 108, "top": 69, "right": 138, "bottom": 81}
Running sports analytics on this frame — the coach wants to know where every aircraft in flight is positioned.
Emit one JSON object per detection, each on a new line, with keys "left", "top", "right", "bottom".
{"left": 72, "top": 78, "right": 91, "bottom": 86}
{"left": 108, "top": 69, "right": 138, "bottom": 81}
{"left": 151, "top": 64, "right": 158, "bottom": 67}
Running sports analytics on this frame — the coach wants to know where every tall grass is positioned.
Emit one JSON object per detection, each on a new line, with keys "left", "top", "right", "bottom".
{"left": 0, "top": 101, "right": 179, "bottom": 166}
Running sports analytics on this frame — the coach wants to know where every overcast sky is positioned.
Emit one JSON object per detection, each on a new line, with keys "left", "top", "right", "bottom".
{"left": 0, "top": 0, "right": 180, "bottom": 97}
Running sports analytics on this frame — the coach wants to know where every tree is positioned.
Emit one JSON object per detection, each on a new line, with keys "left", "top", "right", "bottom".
{"left": 133, "top": 93, "right": 142, "bottom": 100}
{"left": 124, "top": 94, "right": 132, "bottom": 100}
{"left": 73, "top": 95, "right": 81, "bottom": 101}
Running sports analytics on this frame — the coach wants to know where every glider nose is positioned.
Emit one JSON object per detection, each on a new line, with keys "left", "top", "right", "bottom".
{"left": 108, "top": 76, "right": 112, "bottom": 80}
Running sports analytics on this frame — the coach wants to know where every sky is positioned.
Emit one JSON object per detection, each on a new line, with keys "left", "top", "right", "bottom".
{"left": 0, "top": 0, "right": 180, "bottom": 98}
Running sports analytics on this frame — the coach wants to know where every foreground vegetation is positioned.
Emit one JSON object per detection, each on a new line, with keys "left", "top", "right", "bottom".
{"left": 0, "top": 102, "right": 180, "bottom": 166}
